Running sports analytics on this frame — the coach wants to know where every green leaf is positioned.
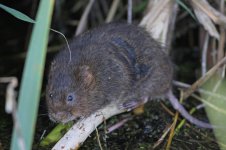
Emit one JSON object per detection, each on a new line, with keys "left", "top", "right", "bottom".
{"left": 0, "top": 3, "right": 35, "bottom": 23}
{"left": 10, "top": 0, "right": 54, "bottom": 150}
{"left": 202, "top": 77, "right": 226, "bottom": 150}
{"left": 40, "top": 122, "right": 73, "bottom": 147}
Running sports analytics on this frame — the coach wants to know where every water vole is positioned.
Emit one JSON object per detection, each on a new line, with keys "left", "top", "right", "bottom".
{"left": 46, "top": 22, "right": 211, "bottom": 128}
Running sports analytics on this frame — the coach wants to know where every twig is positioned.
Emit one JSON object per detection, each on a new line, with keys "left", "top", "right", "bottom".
{"left": 0, "top": 77, "right": 18, "bottom": 113}
{"left": 127, "top": 0, "right": 132, "bottom": 24}
{"left": 103, "top": 117, "right": 108, "bottom": 149}
{"left": 161, "top": 101, "right": 223, "bottom": 147}
{"left": 201, "top": 33, "right": 209, "bottom": 76}
{"left": 173, "top": 80, "right": 226, "bottom": 101}
{"left": 160, "top": 102, "right": 175, "bottom": 116}
{"left": 183, "top": 56, "right": 226, "bottom": 99}
{"left": 217, "top": 0, "right": 225, "bottom": 77}
{"left": 75, "top": 0, "right": 95, "bottom": 35}
{"left": 0, "top": 77, "right": 25, "bottom": 150}
{"left": 211, "top": 39, "right": 217, "bottom": 65}
{"left": 95, "top": 127, "right": 103, "bottom": 150}
{"left": 153, "top": 124, "right": 173, "bottom": 149}
{"left": 166, "top": 112, "right": 178, "bottom": 150}
{"left": 222, "top": 65, "right": 226, "bottom": 78}
{"left": 52, "top": 103, "right": 125, "bottom": 149}
{"left": 105, "top": 0, "right": 120, "bottom": 23}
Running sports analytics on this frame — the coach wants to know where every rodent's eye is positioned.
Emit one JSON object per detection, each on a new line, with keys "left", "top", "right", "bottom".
{"left": 67, "top": 95, "right": 73, "bottom": 101}
{"left": 49, "top": 93, "right": 53, "bottom": 98}
{"left": 67, "top": 94, "right": 75, "bottom": 102}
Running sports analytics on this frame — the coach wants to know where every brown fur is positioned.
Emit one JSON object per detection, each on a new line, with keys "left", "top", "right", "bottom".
{"left": 46, "top": 23, "right": 212, "bottom": 128}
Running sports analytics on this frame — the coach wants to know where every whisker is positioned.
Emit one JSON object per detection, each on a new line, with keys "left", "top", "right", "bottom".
{"left": 38, "top": 113, "right": 48, "bottom": 116}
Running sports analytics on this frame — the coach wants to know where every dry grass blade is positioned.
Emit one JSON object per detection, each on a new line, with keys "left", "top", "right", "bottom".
{"left": 153, "top": 124, "right": 172, "bottom": 149}
{"left": 139, "top": 0, "right": 177, "bottom": 45}
{"left": 191, "top": 0, "right": 219, "bottom": 39}
{"left": 217, "top": 0, "right": 225, "bottom": 76}
{"left": 76, "top": 0, "right": 95, "bottom": 35}
{"left": 183, "top": 56, "right": 226, "bottom": 100}
{"left": 160, "top": 102, "right": 221, "bottom": 146}
{"left": 201, "top": 34, "right": 210, "bottom": 76}
{"left": 95, "top": 127, "right": 103, "bottom": 150}
{"left": 190, "top": 0, "right": 226, "bottom": 28}
{"left": 166, "top": 112, "right": 178, "bottom": 150}
{"left": 105, "top": 0, "right": 120, "bottom": 23}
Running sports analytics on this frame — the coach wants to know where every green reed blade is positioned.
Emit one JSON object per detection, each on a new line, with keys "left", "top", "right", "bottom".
{"left": 10, "top": 0, "right": 54, "bottom": 150}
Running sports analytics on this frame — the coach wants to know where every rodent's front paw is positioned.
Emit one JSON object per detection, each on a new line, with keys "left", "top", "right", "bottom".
{"left": 119, "top": 99, "right": 140, "bottom": 111}
{"left": 119, "top": 96, "right": 148, "bottom": 111}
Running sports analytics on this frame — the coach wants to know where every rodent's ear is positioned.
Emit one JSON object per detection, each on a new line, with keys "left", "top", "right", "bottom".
{"left": 79, "top": 65, "right": 94, "bottom": 88}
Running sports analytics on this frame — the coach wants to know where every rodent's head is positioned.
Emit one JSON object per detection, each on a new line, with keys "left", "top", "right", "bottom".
{"left": 46, "top": 59, "right": 95, "bottom": 123}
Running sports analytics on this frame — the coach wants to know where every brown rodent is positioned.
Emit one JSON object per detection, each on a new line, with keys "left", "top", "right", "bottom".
{"left": 46, "top": 22, "right": 212, "bottom": 128}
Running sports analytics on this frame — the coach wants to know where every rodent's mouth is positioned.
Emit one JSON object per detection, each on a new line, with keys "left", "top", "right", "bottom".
{"left": 48, "top": 112, "right": 76, "bottom": 124}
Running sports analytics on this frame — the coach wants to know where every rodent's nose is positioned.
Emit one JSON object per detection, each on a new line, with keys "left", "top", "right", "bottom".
{"left": 56, "top": 112, "right": 67, "bottom": 120}
{"left": 49, "top": 112, "right": 68, "bottom": 123}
